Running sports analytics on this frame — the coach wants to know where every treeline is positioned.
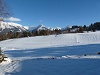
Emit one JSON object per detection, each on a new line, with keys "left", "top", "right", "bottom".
{"left": 63, "top": 25, "right": 87, "bottom": 33}
{"left": 0, "top": 29, "right": 61, "bottom": 41}
{"left": 88, "top": 22, "right": 100, "bottom": 32}
{"left": 63, "top": 22, "right": 100, "bottom": 33}
{"left": 0, "top": 22, "right": 100, "bottom": 41}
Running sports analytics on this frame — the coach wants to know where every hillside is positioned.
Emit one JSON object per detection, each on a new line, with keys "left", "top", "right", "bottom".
{"left": 0, "top": 32, "right": 100, "bottom": 75}
{"left": 0, "top": 31, "right": 100, "bottom": 49}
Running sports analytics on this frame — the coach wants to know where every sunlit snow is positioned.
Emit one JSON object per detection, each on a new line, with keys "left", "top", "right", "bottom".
{"left": 0, "top": 32, "right": 100, "bottom": 75}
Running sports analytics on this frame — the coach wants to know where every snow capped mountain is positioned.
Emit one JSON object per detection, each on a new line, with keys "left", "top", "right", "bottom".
{"left": 24, "top": 26, "right": 36, "bottom": 31}
{"left": 26, "top": 24, "right": 49, "bottom": 32}
{"left": 55, "top": 27, "right": 62, "bottom": 30}
{"left": 25, "top": 24, "right": 62, "bottom": 32}
{"left": 35, "top": 24, "right": 49, "bottom": 31}
{"left": 0, "top": 21, "right": 62, "bottom": 35}
{"left": 0, "top": 21, "right": 28, "bottom": 35}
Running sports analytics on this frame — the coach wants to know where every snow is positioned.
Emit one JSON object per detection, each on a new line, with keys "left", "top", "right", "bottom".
{"left": 24, "top": 26, "right": 36, "bottom": 31}
{"left": 0, "top": 22, "right": 22, "bottom": 29}
{"left": 0, "top": 32, "right": 100, "bottom": 75}
{"left": 54, "top": 27, "right": 62, "bottom": 30}
{"left": 1, "top": 32, "right": 100, "bottom": 49}
{"left": 23, "top": 24, "right": 49, "bottom": 32}
{"left": 0, "top": 22, "right": 27, "bottom": 34}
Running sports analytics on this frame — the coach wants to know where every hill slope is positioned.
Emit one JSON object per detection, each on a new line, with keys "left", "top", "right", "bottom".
{"left": 0, "top": 32, "right": 100, "bottom": 49}
{"left": 0, "top": 32, "right": 100, "bottom": 75}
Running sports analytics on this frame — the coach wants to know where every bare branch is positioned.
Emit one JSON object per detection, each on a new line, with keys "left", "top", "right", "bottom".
{"left": 0, "top": 0, "right": 12, "bottom": 20}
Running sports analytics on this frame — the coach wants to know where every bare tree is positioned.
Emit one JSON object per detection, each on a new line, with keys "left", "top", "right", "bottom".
{"left": 0, "top": 0, "right": 11, "bottom": 20}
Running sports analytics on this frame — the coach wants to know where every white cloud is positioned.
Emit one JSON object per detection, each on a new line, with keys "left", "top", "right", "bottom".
{"left": 6, "top": 17, "right": 21, "bottom": 21}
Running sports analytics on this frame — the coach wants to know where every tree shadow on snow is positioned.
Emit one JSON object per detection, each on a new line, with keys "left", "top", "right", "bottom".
{"left": 5, "top": 44, "right": 100, "bottom": 75}
{"left": 5, "top": 44, "right": 100, "bottom": 58}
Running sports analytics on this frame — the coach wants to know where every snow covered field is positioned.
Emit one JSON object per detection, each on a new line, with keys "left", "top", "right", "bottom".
{"left": 0, "top": 32, "right": 100, "bottom": 75}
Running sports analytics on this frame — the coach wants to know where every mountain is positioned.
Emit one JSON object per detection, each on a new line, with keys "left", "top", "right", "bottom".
{"left": 25, "top": 24, "right": 54, "bottom": 32}
{"left": 0, "top": 21, "right": 62, "bottom": 35}
{"left": 0, "top": 21, "right": 28, "bottom": 35}
{"left": 24, "top": 26, "right": 36, "bottom": 31}
{"left": 33, "top": 24, "right": 49, "bottom": 31}
{"left": 26, "top": 25, "right": 62, "bottom": 32}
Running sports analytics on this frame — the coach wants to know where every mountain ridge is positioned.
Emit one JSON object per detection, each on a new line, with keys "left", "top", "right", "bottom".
{"left": 0, "top": 21, "right": 62, "bottom": 35}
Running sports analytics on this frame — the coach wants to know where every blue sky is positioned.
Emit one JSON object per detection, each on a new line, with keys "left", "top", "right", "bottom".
{"left": 7, "top": 0, "right": 100, "bottom": 28}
